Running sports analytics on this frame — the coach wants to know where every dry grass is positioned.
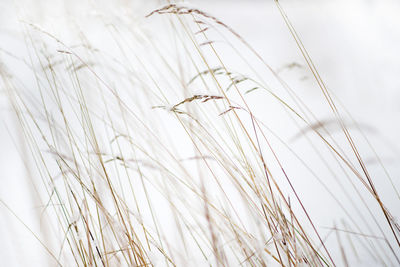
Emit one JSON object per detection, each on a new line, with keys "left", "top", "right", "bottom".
{"left": 0, "top": 0, "right": 399, "bottom": 266}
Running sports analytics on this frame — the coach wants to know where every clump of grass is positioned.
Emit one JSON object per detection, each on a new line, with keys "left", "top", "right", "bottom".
{"left": 1, "top": 1, "right": 399, "bottom": 266}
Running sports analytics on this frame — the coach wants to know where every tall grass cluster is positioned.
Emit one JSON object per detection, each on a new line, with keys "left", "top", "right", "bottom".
{"left": 1, "top": 0, "right": 399, "bottom": 266}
